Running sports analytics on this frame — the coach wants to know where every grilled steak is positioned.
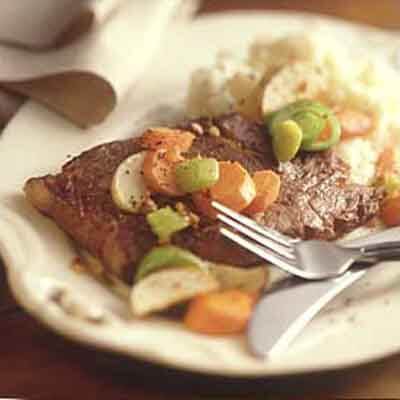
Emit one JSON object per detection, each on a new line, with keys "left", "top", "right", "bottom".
{"left": 257, "top": 152, "right": 381, "bottom": 239}
{"left": 25, "top": 113, "right": 381, "bottom": 283}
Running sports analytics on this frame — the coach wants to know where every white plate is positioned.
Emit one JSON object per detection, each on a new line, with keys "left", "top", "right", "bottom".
{"left": 2, "top": 12, "right": 400, "bottom": 378}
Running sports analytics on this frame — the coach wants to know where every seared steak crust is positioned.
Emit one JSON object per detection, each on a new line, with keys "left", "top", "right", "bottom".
{"left": 25, "top": 113, "right": 381, "bottom": 283}
{"left": 258, "top": 151, "right": 380, "bottom": 239}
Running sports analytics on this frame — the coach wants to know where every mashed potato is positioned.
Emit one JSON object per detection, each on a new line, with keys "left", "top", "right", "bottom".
{"left": 186, "top": 33, "right": 400, "bottom": 185}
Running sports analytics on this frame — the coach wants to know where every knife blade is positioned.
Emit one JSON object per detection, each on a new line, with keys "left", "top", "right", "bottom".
{"left": 248, "top": 270, "right": 366, "bottom": 357}
{"left": 248, "top": 226, "right": 400, "bottom": 358}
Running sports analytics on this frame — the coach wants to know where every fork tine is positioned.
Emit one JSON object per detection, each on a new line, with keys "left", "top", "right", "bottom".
{"left": 220, "top": 227, "right": 313, "bottom": 279}
{"left": 217, "top": 213, "right": 296, "bottom": 260}
{"left": 212, "top": 201, "right": 299, "bottom": 248}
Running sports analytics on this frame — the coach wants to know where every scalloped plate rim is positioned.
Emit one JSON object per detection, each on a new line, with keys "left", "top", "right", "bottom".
{"left": 2, "top": 11, "right": 400, "bottom": 378}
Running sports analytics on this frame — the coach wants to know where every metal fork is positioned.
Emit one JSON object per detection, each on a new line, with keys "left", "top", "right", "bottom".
{"left": 248, "top": 228, "right": 400, "bottom": 358}
{"left": 212, "top": 201, "right": 400, "bottom": 280}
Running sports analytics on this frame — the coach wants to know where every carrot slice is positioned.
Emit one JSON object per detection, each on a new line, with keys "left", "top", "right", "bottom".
{"left": 336, "top": 109, "right": 373, "bottom": 140}
{"left": 315, "top": 108, "right": 373, "bottom": 143}
{"left": 244, "top": 170, "right": 281, "bottom": 215}
{"left": 317, "top": 121, "right": 332, "bottom": 141}
{"left": 192, "top": 190, "right": 218, "bottom": 219}
{"left": 140, "top": 128, "right": 195, "bottom": 152}
{"left": 381, "top": 196, "right": 400, "bottom": 227}
{"left": 209, "top": 161, "right": 256, "bottom": 212}
{"left": 142, "top": 148, "right": 184, "bottom": 196}
{"left": 377, "top": 146, "right": 397, "bottom": 179}
{"left": 184, "top": 289, "right": 255, "bottom": 335}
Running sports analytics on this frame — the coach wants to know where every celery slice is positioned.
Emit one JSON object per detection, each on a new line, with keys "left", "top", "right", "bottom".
{"left": 135, "top": 245, "right": 206, "bottom": 281}
{"left": 267, "top": 100, "right": 341, "bottom": 153}
{"left": 146, "top": 207, "right": 189, "bottom": 243}
{"left": 175, "top": 158, "right": 219, "bottom": 193}
{"left": 272, "top": 119, "right": 303, "bottom": 162}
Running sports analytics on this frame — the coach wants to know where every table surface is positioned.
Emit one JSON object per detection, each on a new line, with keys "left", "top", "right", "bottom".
{"left": 2, "top": 1, "right": 400, "bottom": 399}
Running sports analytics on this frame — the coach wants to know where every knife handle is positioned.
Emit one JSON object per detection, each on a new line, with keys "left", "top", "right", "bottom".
{"left": 247, "top": 270, "right": 366, "bottom": 358}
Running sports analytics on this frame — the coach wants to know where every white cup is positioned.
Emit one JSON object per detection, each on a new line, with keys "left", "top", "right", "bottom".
{"left": 0, "top": 0, "right": 91, "bottom": 48}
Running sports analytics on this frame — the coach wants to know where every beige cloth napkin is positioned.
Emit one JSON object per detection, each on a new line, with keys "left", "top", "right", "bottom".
{"left": 0, "top": 0, "right": 197, "bottom": 128}
{"left": 0, "top": 0, "right": 124, "bottom": 49}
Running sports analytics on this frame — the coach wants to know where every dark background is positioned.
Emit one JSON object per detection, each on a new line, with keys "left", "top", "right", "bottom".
{"left": 201, "top": 0, "right": 400, "bottom": 28}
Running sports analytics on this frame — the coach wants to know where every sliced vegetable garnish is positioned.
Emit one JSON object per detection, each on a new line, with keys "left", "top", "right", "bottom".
{"left": 267, "top": 100, "right": 341, "bottom": 156}
{"left": 131, "top": 267, "right": 219, "bottom": 317}
{"left": 295, "top": 110, "right": 326, "bottom": 146}
{"left": 140, "top": 128, "right": 195, "bottom": 152}
{"left": 175, "top": 158, "right": 219, "bottom": 193}
{"left": 381, "top": 195, "right": 400, "bottom": 227}
{"left": 210, "top": 161, "right": 256, "bottom": 212}
{"left": 209, "top": 264, "right": 268, "bottom": 293}
{"left": 261, "top": 62, "right": 328, "bottom": 116}
{"left": 272, "top": 120, "right": 303, "bottom": 162}
{"left": 377, "top": 147, "right": 398, "bottom": 179}
{"left": 301, "top": 112, "right": 341, "bottom": 152}
{"left": 142, "top": 148, "right": 184, "bottom": 197}
{"left": 184, "top": 289, "right": 255, "bottom": 335}
{"left": 146, "top": 206, "right": 189, "bottom": 242}
{"left": 245, "top": 170, "right": 281, "bottom": 215}
{"left": 135, "top": 245, "right": 206, "bottom": 282}
{"left": 268, "top": 100, "right": 326, "bottom": 144}
{"left": 111, "top": 152, "right": 149, "bottom": 213}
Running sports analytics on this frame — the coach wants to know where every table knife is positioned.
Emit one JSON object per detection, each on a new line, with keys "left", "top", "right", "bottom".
{"left": 248, "top": 227, "right": 400, "bottom": 358}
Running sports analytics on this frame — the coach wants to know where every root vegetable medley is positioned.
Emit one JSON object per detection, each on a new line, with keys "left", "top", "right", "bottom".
{"left": 25, "top": 111, "right": 382, "bottom": 335}
{"left": 26, "top": 32, "right": 400, "bottom": 336}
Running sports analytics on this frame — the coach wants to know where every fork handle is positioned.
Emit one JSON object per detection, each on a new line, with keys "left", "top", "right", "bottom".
{"left": 360, "top": 241, "right": 400, "bottom": 259}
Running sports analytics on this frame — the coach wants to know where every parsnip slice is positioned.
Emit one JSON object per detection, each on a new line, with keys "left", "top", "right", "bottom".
{"left": 130, "top": 268, "right": 219, "bottom": 317}
{"left": 262, "top": 62, "right": 328, "bottom": 115}
{"left": 111, "top": 152, "right": 148, "bottom": 213}
{"left": 209, "top": 264, "right": 269, "bottom": 293}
